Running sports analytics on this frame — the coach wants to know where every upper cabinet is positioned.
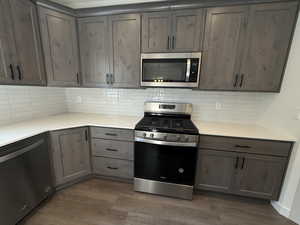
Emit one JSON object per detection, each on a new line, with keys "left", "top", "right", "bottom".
{"left": 38, "top": 7, "right": 80, "bottom": 87}
{"left": 142, "top": 9, "right": 204, "bottom": 53}
{"left": 199, "top": 2, "right": 298, "bottom": 92}
{"left": 0, "top": 0, "right": 46, "bottom": 86}
{"left": 78, "top": 14, "right": 140, "bottom": 88}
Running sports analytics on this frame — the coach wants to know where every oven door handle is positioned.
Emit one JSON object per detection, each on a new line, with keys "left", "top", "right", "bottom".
{"left": 135, "top": 137, "right": 197, "bottom": 147}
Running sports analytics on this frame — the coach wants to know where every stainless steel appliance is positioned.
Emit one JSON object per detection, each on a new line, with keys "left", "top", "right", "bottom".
{"left": 0, "top": 133, "right": 53, "bottom": 225}
{"left": 134, "top": 102, "right": 199, "bottom": 200}
{"left": 141, "top": 53, "right": 202, "bottom": 88}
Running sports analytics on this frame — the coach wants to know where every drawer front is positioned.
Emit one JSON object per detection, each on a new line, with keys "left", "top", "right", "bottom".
{"left": 91, "top": 139, "right": 134, "bottom": 160}
{"left": 90, "top": 127, "right": 134, "bottom": 141}
{"left": 92, "top": 157, "right": 133, "bottom": 179}
{"left": 199, "top": 135, "right": 292, "bottom": 157}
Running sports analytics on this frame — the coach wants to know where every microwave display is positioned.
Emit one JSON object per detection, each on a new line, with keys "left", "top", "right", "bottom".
{"left": 141, "top": 53, "right": 201, "bottom": 88}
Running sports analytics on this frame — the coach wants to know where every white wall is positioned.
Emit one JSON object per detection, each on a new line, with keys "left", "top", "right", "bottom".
{"left": 0, "top": 86, "right": 67, "bottom": 126}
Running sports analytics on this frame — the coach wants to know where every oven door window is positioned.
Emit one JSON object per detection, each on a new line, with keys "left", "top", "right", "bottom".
{"left": 134, "top": 142, "right": 197, "bottom": 186}
{"left": 142, "top": 59, "right": 188, "bottom": 82}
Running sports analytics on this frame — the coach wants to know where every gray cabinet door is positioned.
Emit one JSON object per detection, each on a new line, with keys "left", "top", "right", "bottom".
{"left": 50, "top": 128, "right": 91, "bottom": 186}
{"left": 78, "top": 16, "right": 110, "bottom": 87}
{"left": 236, "top": 154, "right": 287, "bottom": 200}
{"left": 142, "top": 11, "right": 172, "bottom": 53}
{"left": 0, "top": 0, "right": 16, "bottom": 84}
{"left": 196, "top": 149, "right": 239, "bottom": 193}
{"left": 10, "top": 0, "right": 46, "bottom": 85}
{"left": 239, "top": 2, "right": 298, "bottom": 92}
{"left": 171, "top": 9, "right": 204, "bottom": 52}
{"left": 39, "top": 7, "right": 80, "bottom": 87}
{"left": 199, "top": 6, "right": 248, "bottom": 90}
{"left": 109, "top": 14, "right": 140, "bottom": 88}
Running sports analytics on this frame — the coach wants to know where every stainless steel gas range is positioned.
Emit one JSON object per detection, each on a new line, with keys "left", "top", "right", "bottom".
{"left": 134, "top": 102, "right": 199, "bottom": 200}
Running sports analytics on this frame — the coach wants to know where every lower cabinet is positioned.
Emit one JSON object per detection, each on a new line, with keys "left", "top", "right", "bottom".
{"left": 196, "top": 136, "right": 292, "bottom": 200}
{"left": 50, "top": 127, "right": 91, "bottom": 187}
{"left": 90, "top": 127, "right": 134, "bottom": 180}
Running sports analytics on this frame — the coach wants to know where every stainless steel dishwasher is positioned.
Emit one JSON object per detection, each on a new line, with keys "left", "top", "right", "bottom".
{"left": 0, "top": 133, "right": 54, "bottom": 225}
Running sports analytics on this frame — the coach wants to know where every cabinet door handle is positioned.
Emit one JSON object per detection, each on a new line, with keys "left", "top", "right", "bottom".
{"left": 111, "top": 73, "right": 114, "bottom": 84}
{"left": 233, "top": 74, "right": 239, "bottom": 87}
{"left": 107, "top": 166, "right": 118, "bottom": 170}
{"left": 17, "top": 65, "right": 22, "bottom": 80}
{"left": 106, "top": 148, "right": 118, "bottom": 152}
{"left": 76, "top": 73, "right": 80, "bottom": 83}
{"left": 239, "top": 74, "right": 244, "bottom": 87}
{"left": 105, "top": 133, "right": 117, "bottom": 136}
{"left": 235, "top": 157, "right": 239, "bottom": 169}
{"left": 235, "top": 145, "right": 251, "bottom": 149}
{"left": 85, "top": 130, "right": 88, "bottom": 141}
{"left": 9, "top": 64, "right": 15, "bottom": 80}
{"left": 172, "top": 36, "right": 175, "bottom": 49}
{"left": 241, "top": 157, "right": 246, "bottom": 169}
{"left": 167, "top": 36, "right": 170, "bottom": 49}
{"left": 106, "top": 73, "right": 109, "bottom": 84}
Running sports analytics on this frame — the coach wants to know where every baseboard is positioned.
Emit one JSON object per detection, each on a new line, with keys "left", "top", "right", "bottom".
{"left": 271, "top": 201, "right": 291, "bottom": 218}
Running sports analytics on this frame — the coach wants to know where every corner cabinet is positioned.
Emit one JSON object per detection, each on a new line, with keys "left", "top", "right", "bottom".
{"left": 78, "top": 14, "right": 140, "bottom": 88}
{"left": 199, "top": 2, "right": 298, "bottom": 92}
{"left": 50, "top": 127, "right": 91, "bottom": 187}
{"left": 196, "top": 135, "right": 293, "bottom": 200}
{"left": 0, "top": 0, "right": 46, "bottom": 85}
{"left": 38, "top": 7, "right": 80, "bottom": 87}
{"left": 141, "top": 9, "right": 204, "bottom": 53}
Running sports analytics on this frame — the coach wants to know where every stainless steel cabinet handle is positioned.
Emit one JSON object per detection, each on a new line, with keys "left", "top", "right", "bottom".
{"left": 167, "top": 36, "right": 170, "bottom": 49}
{"left": 110, "top": 73, "right": 114, "bottom": 84}
{"left": 76, "top": 73, "right": 80, "bottom": 83}
{"left": 106, "top": 73, "right": 109, "bottom": 84}
{"left": 107, "top": 166, "right": 118, "bottom": 170}
{"left": 85, "top": 130, "right": 89, "bottom": 141}
{"left": 106, "top": 148, "right": 118, "bottom": 152}
{"left": 9, "top": 64, "right": 15, "bottom": 80}
{"left": 241, "top": 157, "right": 246, "bottom": 169}
{"left": 233, "top": 74, "right": 239, "bottom": 87}
{"left": 16, "top": 65, "right": 22, "bottom": 80}
{"left": 235, "top": 144, "right": 251, "bottom": 149}
{"left": 0, "top": 140, "right": 44, "bottom": 163}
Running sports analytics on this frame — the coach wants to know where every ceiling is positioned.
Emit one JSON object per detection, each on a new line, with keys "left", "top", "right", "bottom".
{"left": 50, "top": 0, "right": 167, "bottom": 9}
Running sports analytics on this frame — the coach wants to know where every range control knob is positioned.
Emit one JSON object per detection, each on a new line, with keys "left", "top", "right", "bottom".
{"left": 143, "top": 133, "right": 147, "bottom": 138}
{"left": 150, "top": 133, "right": 154, "bottom": 138}
{"left": 185, "top": 137, "right": 189, "bottom": 142}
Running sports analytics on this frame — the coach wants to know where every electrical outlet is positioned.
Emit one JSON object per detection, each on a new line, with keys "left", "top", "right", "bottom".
{"left": 216, "top": 102, "right": 222, "bottom": 110}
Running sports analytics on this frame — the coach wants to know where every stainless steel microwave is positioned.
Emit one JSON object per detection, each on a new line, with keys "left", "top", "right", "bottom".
{"left": 141, "top": 52, "right": 201, "bottom": 88}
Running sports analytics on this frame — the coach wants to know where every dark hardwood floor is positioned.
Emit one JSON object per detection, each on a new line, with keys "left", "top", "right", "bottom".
{"left": 23, "top": 179, "right": 296, "bottom": 225}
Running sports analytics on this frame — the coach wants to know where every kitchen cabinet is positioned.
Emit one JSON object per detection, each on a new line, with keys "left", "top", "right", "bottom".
{"left": 38, "top": 7, "right": 80, "bottom": 87}
{"left": 0, "top": 0, "right": 16, "bottom": 84}
{"left": 199, "top": 2, "right": 297, "bottom": 92}
{"left": 78, "top": 17, "right": 110, "bottom": 87}
{"left": 90, "top": 127, "right": 134, "bottom": 179}
{"left": 142, "top": 9, "right": 204, "bottom": 53}
{"left": 196, "top": 135, "right": 292, "bottom": 200}
{"left": 78, "top": 14, "right": 140, "bottom": 88}
{"left": 0, "top": 0, "right": 46, "bottom": 85}
{"left": 50, "top": 128, "right": 91, "bottom": 187}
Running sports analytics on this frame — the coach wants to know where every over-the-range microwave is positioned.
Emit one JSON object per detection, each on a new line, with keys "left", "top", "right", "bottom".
{"left": 141, "top": 52, "right": 201, "bottom": 88}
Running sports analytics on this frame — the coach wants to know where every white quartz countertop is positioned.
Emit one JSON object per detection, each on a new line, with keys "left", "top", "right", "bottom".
{"left": 0, "top": 113, "right": 297, "bottom": 148}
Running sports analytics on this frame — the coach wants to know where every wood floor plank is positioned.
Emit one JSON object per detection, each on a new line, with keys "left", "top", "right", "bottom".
{"left": 23, "top": 179, "right": 296, "bottom": 225}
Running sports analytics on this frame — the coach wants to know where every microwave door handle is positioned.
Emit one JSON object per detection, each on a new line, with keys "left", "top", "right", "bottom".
{"left": 186, "top": 59, "right": 191, "bottom": 82}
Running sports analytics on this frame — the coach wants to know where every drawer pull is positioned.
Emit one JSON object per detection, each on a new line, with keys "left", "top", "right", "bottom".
{"left": 235, "top": 145, "right": 251, "bottom": 149}
{"left": 105, "top": 133, "right": 117, "bottom": 136}
{"left": 106, "top": 148, "right": 118, "bottom": 152}
{"left": 241, "top": 157, "right": 246, "bottom": 169}
{"left": 107, "top": 166, "right": 118, "bottom": 170}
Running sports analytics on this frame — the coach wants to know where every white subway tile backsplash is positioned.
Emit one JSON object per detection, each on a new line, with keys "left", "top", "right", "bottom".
{"left": 65, "top": 88, "right": 273, "bottom": 124}
{"left": 0, "top": 86, "right": 67, "bottom": 126}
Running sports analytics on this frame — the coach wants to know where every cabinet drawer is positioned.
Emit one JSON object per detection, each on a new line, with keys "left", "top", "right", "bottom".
{"left": 199, "top": 135, "right": 292, "bottom": 157}
{"left": 92, "top": 157, "right": 133, "bottom": 179}
{"left": 91, "top": 139, "right": 134, "bottom": 160}
{"left": 90, "top": 127, "right": 134, "bottom": 141}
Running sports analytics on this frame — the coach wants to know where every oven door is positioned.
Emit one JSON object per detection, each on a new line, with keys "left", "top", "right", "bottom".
{"left": 141, "top": 53, "right": 201, "bottom": 88}
{"left": 134, "top": 141, "right": 197, "bottom": 186}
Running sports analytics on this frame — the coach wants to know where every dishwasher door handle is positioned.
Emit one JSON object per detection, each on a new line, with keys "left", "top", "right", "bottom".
{"left": 0, "top": 139, "right": 44, "bottom": 163}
